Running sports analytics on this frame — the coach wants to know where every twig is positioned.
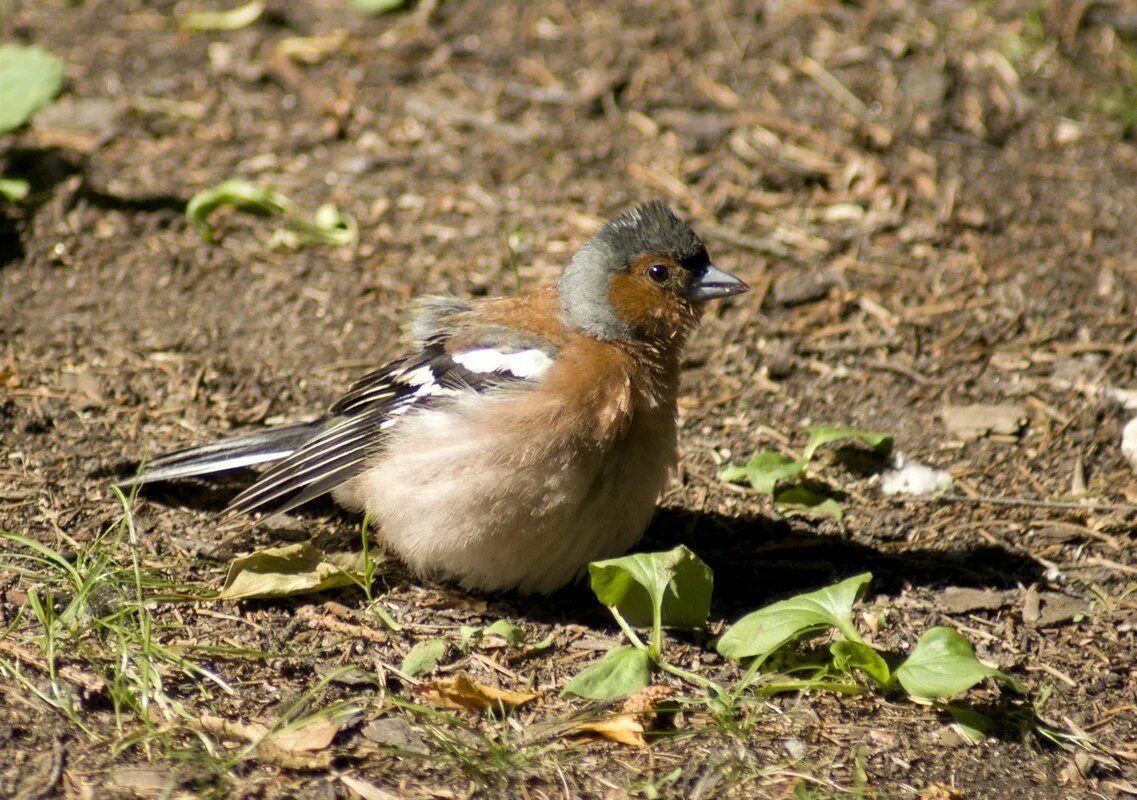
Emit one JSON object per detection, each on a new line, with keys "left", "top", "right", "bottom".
{"left": 889, "top": 493, "right": 1137, "bottom": 513}
{"left": 862, "top": 358, "right": 938, "bottom": 385}
{"left": 16, "top": 735, "right": 65, "bottom": 800}
{"left": 1081, "top": 557, "right": 1137, "bottom": 577}
{"left": 0, "top": 638, "right": 106, "bottom": 695}
{"left": 799, "top": 57, "right": 872, "bottom": 120}
{"left": 296, "top": 604, "right": 386, "bottom": 644}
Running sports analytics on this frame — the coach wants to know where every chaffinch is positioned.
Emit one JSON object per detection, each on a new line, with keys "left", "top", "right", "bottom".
{"left": 126, "top": 202, "right": 748, "bottom": 593}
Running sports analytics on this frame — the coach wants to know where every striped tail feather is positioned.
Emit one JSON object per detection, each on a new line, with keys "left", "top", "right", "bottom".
{"left": 118, "top": 421, "right": 319, "bottom": 486}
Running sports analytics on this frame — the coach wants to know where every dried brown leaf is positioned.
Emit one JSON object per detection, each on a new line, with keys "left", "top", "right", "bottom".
{"left": 340, "top": 774, "right": 404, "bottom": 800}
{"left": 270, "top": 718, "right": 341, "bottom": 754}
{"left": 417, "top": 674, "right": 538, "bottom": 711}
{"left": 572, "top": 714, "right": 647, "bottom": 748}
{"left": 217, "top": 542, "right": 368, "bottom": 600}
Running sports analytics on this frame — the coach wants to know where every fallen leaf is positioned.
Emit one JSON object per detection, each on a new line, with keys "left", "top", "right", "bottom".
{"left": 942, "top": 403, "right": 1027, "bottom": 440}
{"left": 572, "top": 714, "right": 647, "bottom": 747}
{"left": 569, "top": 685, "right": 675, "bottom": 748}
{"left": 217, "top": 542, "right": 368, "bottom": 599}
{"left": 417, "top": 674, "right": 538, "bottom": 711}
{"left": 270, "top": 718, "right": 341, "bottom": 754}
{"left": 188, "top": 713, "right": 343, "bottom": 767}
{"left": 918, "top": 784, "right": 966, "bottom": 800}
{"left": 110, "top": 766, "right": 176, "bottom": 796}
{"left": 339, "top": 774, "right": 403, "bottom": 800}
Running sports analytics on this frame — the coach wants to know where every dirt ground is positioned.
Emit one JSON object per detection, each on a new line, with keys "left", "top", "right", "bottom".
{"left": 2, "top": 0, "right": 1137, "bottom": 797}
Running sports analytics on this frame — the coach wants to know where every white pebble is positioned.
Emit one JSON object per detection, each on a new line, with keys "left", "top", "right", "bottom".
{"left": 880, "top": 453, "right": 953, "bottom": 497}
{"left": 1120, "top": 418, "right": 1137, "bottom": 470}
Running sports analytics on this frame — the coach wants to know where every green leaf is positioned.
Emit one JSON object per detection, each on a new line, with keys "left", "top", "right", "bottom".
{"left": 588, "top": 546, "right": 713, "bottom": 630}
{"left": 801, "top": 427, "right": 892, "bottom": 463}
{"left": 945, "top": 704, "right": 991, "bottom": 744}
{"left": 774, "top": 484, "right": 843, "bottom": 519}
{"left": 720, "top": 451, "right": 804, "bottom": 493}
{"left": 830, "top": 640, "right": 890, "bottom": 686}
{"left": 178, "top": 0, "right": 265, "bottom": 30}
{"left": 562, "top": 646, "right": 652, "bottom": 701}
{"left": 895, "top": 627, "right": 1022, "bottom": 699}
{"left": 459, "top": 619, "right": 524, "bottom": 646}
{"left": 0, "top": 45, "right": 65, "bottom": 135}
{"left": 0, "top": 177, "right": 30, "bottom": 203}
{"left": 217, "top": 542, "right": 367, "bottom": 599}
{"left": 716, "top": 572, "right": 872, "bottom": 662}
{"left": 352, "top": 0, "right": 410, "bottom": 14}
{"left": 483, "top": 619, "right": 524, "bottom": 645}
{"left": 401, "top": 638, "right": 448, "bottom": 676}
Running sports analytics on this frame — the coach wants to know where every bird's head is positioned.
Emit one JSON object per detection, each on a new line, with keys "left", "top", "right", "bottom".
{"left": 559, "top": 202, "right": 748, "bottom": 343}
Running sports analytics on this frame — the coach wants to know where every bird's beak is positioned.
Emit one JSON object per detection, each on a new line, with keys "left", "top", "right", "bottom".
{"left": 688, "top": 264, "right": 750, "bottom": 302}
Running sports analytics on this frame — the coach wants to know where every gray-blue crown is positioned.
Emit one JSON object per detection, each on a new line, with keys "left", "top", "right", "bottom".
{"left": 559, "top": 202, "right": 707, "bottom": 340}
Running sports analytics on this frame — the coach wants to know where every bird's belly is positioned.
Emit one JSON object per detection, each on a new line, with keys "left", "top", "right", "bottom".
{"left": 332, "top": 405, "right": 675, "bottom": 593}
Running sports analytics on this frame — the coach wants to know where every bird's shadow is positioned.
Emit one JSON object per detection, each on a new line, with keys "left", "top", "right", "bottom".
{"left": 122, "top": 472, "right": 1043, "bottom": 626}
{"left": 516, "top": 505, "right": 1044, "bottom": 627}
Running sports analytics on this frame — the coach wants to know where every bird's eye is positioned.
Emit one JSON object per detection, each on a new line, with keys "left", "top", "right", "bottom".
{"left": 647, "top": 264, "right": 670, "bottom": 283}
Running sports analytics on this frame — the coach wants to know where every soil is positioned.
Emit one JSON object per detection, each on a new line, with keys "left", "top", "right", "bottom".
{"left": 2, "top": 1, "right": 1136, "bottom": 798}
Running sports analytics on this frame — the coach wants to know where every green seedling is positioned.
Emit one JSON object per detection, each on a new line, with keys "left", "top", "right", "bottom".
{"left": 186, "top": 179, "right": 358, "bottom": 248}
{"left": 0, "top": 177, "right": 30, "bottom": 202}
{"left": 717, "top": 572, "right": 1023, "bottom": 702}
{"left": 461, "top": 619, "right": 526, "bottom": 646}
{"left": 177, "top": 0, "right": 265, "bottom": 31}
{"left": 0, "top": 44, "right": 64, "bottom": 135}
{"left": 402, "top": 638, "right": 449, "bottom": 677}
{"left": 0, "top": 44, "right": 65, "bottom": 202}
{"left": 402, "top": 621, "right": 525, "bottom": 678}
{"left": 721, "top": 426, "right": 892, "bottom": 518}
{"left": 352, "top": 0, "right": 410, "bottom": 15}
{"left": 564, "top": 545, "right": 716, "bottom": 701}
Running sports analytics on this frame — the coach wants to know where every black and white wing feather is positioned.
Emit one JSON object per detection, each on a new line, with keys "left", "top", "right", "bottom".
{"left": 225, "top": 337, "right": 555, "bottom": 517}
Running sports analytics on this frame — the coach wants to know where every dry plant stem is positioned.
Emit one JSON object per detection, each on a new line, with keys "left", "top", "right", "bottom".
{"left": 186, "top": 714, "right": 334, "bottom": 771}
{"left": 0, "top": 638, "right": 107, "bottom": 695}
{"left": 608, "top": 606, "right": 647, "bottom": 652}
{"left": 891, "top": 493, "right": 1137, "bottom": 513}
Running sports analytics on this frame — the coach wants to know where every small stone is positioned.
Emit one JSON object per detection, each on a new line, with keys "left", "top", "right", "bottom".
{"left": 1054, "top": 119, "right": 1084, "bottom": 146}
{"left": 772, "top": 269, "right": 845, "bottom": 306}
{"left": 942, "top": 403, "right": 1027, "bottom": 440}
{"left": 880, "top": 454, "right": 953, "bottom": 497}
{"left": 1120, "top": 418, "right": 1137, "bottom": 471}
{"left": 1034, "top": 592, "right": 1087, "bottom": 627}
{"left": 762, "top": 340, "right": 797, "bottom": 380}
{"left": 783, "top": 738, "right": 807, "bottom": 759}
{"left": 939, "top": 587, "right": 1006, "bottom": 614}
{"left": 1022, "top": 586, "right": 1041, "bottom": 625}
{"left": 361, "top": 716, "right": 428, "bottom": 753}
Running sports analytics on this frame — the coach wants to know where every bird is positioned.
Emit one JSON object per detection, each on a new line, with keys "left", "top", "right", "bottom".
{"left": 124, "top": 202, "right": 748, "bottom": 593}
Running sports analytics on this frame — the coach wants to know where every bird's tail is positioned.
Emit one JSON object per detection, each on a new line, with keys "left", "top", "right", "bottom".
{"left": 118, "top": 421, "right": 318, "bottom": 486}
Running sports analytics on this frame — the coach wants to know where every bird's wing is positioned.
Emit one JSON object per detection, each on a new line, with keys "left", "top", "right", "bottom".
{"left": 227, "top": 331, "right": 558, "bottom": 517}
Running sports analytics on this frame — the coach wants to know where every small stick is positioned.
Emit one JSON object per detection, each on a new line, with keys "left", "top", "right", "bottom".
{"left": 0, "top": 639, "right": 106, "bottom": 695}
